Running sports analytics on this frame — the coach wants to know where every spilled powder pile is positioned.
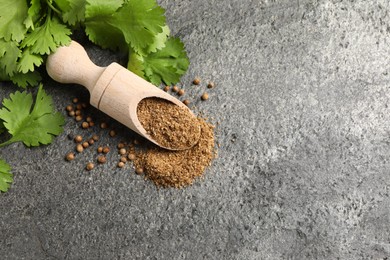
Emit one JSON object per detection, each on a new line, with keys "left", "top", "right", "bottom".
{"left": 137, "top": 98, "right": 201, "bottom": 150}
{"left": 134, "top": 117, "right": 215, "bottom": 188}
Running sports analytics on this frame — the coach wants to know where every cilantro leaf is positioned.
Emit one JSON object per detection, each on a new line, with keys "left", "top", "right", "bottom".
{"left": 17, "top": 48, "right": 43, "bottom": 73}
{"left": 109, "top": 0, "right": 166, "bottom": 53}
{"left": 24, "top": 0, "right": 42, "bottom": 30}
{"left": 85, "top": 0, "right": 127, "bottom": 51}
{"left": 127, "top": 51, "right": 146, "bottom": 79}
{"left": 0, "top": 85, "right": 65, "bottom": 147}
{"left": 10, "top": 71, "right": 42, "bottom": 88}
{"left": 85, "top": 0, "right": 165, "bottom": 51}
{"left": 56, "top": 0, "right": 86, "bottom": 25}
{"left": 0, "top": 0, "right": 28, "bottom": 42}
{"left": 0, "top": 158, "right": 13, "bottom": 192}
{"left": 21, "top": 16, "right": 71, "bottom": 55}
{"left": 128, "top": 37, "right": 189, "bottom": 86}
{"left": 0, "top": 39, "right": 21, "bottom": 76}
{"left": 142, "top": 25, "right": 170, "bottom": 55}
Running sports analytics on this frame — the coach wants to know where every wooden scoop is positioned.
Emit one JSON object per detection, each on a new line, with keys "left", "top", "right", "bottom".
{"left": 46, "top": 40, "right": 199, "bottom": 150}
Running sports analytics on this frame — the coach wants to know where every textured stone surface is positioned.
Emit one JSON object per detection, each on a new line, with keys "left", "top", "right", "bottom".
{"left": 1, "top": 0, "right": 390, "bottom": 259}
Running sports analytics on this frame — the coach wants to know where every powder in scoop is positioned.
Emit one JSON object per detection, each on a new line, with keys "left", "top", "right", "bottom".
{"left": 134, "top": 118, "right": 215, "bottom": 188}
{"left": 137, "top": 97, "right": 201, "bottom": 150}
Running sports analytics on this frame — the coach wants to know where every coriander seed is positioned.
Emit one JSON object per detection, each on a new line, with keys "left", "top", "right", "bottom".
{"left": 82, "top": 122, "right": 89, "bottom": 129}
{"left": 97, "top": 155, "right": 106, "bottom": 164}
{"left": 72, "top": 98, "right": 79, "bottom": 104}
{"left": 82, "top": 141, "right": 89, "bottom": 148}
{"left": 193, "top": 77, "right": 200, "bottom": 85}
{"left": 76, "top": 144, "right": 84, "bottom": 153}
{"left": 74, "top": 135, "right": 83, "bottom": 143}
{"left": 135, "top": 167, "right": 144, "bottom": 175}
{"left": 75, "top": 115, "right": 83, "bottom": 122}
{"left": 81, "top": 103, "right": 88, "bottom": 108}
{"left": 102, "top": 146, "right": 110, "bottom": 154}
{"left": 119, "top": 148, "right": 127, "bottom": 155}
{"left": 65, "top": 152, "right": 75, "bottom": 161}
{"left": 172, "top": 85, "right": 179, "bottom": 92}
{"left": 120, "top": 157, "right": 127, "bottom": 163}
{"left": 109, "top": 130, "right": 116, "bottom": 137}
{"left": 88, "top": 138, "right": 94, "bottom": 145}
{"left": 86, "top": 116, "right": 92, "bottom": 122}
{"left": 201, "top": 93, "right": 209, "bottom": 100}
{"left": 86, "top": 162, "right": 94, "bottom": 171}
{"left": 163, "top": 86, "right": 170, "bottom": 92}
{"left": 89, "top": 121, "right": 95, "bottom": 127}
{"left": 117, "top": 161, "right": 125, "bottom": 168}
{"left": 183, "top": 99, "right": 190, "bottom": 106}
{"left": 117, "top": 143, "right": 125, "bottom": 149}
{"left": 66, "top": 105, "right": 73, "bottom": 112}
{"left": 76, "top": 104, "right": 82, "bottom": 110}
{"left": 207, "top": 82, "right": 215, "bottom": 88}
{"left": 100, "top": 122, "right": 108, "bottom": 129}
{"left": 92, "top": 134, "right": 99, "bottom": 141}
{"left": 68, "top": 111, "right": 75, "bottom": 117}
{"left": 75, "top": 110, "right": 81, "bottom": 116}
{"left": 178, "top": 89, "right": 185, "bottom": 96}
{"left": 97, "top": 146, "right": 103, "bottom": 153}
{"left": 128, "top": 153, "right": 136, "bottom": 161}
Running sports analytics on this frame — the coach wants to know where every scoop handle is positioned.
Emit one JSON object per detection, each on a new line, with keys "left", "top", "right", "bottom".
{"left": 46, "top": 41, "right": 105, "bottom": 92}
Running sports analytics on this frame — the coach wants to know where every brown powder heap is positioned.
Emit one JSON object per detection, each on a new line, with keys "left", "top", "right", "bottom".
{"left": 134, "top": 118, "right": 215, "bottom": 188}
{"left": 137, "top": 98, "right": 201, "bottom": 150}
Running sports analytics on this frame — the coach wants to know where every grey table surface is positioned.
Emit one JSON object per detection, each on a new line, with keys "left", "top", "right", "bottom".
{"left": 1, "top": 0, "right": 390, "bottom": 259}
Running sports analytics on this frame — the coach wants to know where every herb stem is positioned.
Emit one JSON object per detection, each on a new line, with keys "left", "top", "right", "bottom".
{"left": 46, "top": 0, "right": 61, "bottom": 15}
{"left": 0, "top": 139, "right": 14, "bottom": 148}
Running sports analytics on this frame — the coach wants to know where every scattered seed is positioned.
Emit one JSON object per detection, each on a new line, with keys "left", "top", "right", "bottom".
{"left": 172, "top": 85, "right": 179, "bottom": 92}
{"left": 66, "top": 105, "right": 73, "bottom": 112}
{"left": 86, "top": 116, "right": 92, "bottom": 122}
{"left": 88, "top": 138, "right": 95, "bottom": 145}
{"left": 135, "top": 167, "right": 144, "bottom": 175}
{"left": 76, "top": 104, "right": 82, "bottom": 110}
{"left": 193, "top": 77, "right": 200, "bottom": 85}
{"left": 119, "top": 148, "right": 127, "bottom": 155}
{"left": 82, "top": 122, "right": 89, "bottom": 129}
{"left": 76, "top": 144, "right": 84, "bottom": 153}
{"left": 97, "top": 146, "right": 103, "bottom": 153}
{"left": 68, "top": 111, "right": 75, "bottom": 117}
{"left": 117, "top": 161, "right": 125, "bottom": 168}
{"left": 72, "top": 98, "right": 79, "bottom": 104}
{"left": 97, "top": 155, "right": 106, "bottom": 164}
{"left": 81, "top": 103, "right": 88, "bottom": 108}
{"left": 82, "top": 141, "right": 89, "bottom": 148}
{"left": 89, "top": 121, "right": 95, "bottom": 127}
{"left": 74, "top": 135, "right": 83, "bottom": 143}
{"left": 178, "top": 89, "right": 185, "bottom": 96}
{"left": 117, "top": 143, "right": 125, "bottom": 149}
{"left": 183, "top": 99, "right": 190, "bottom": 106}
{"left": 92, "top": 134, "right": 99, "bottom": 141}
{"left": 109, "top": 130, "right": 116, "bottom": 137}
{"left": 75, "top": 115, "right": 83, "bottom": 121}
{"left": 86, "top": 162, "right": 94, "bottom": 171}
{"left": 163, "top": 86, "right": 170, "bottom": 92}
{"left": 65, "top": 152, "right": 75, "bottom": 161}
{"left": 133, "top": 139, "right": 140, "bottom": 145}
{"left": 207, "top": 82, "right": 215, "bottom": 88}
{"left": 128, "top": 153, "right": 136, "bottom": 161}
{"left": 102, "top": 146, "right": 110, "bottom": 154}
{"left": 120, "top": 156, "right": 127, "bottom": 163}
{"left": 75, "top": 110, "right": 81, "bottom": 116}
{"left": 201, "top": 92, "right": 209, "bottom": 101}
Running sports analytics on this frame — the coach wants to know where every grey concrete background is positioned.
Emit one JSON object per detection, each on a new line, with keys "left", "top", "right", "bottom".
{"left": 1, "top": 0, "right": 390, "bottom": 259}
